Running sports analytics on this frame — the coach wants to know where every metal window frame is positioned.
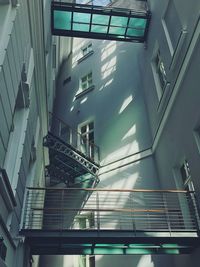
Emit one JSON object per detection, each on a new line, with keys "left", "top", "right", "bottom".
{"left": 51, "top": 1, "right": 151, "bottom": 43}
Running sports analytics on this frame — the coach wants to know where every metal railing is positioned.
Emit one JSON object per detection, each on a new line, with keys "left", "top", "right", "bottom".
{"left": 48, "top": 112, "right": 100, "bottom": 163}
{"left": 22, "top": 187, "right": 200, "bottom": 233}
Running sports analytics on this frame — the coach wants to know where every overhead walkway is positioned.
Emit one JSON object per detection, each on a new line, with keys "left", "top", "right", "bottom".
{"left": 20, "top": 188, "right": 200, "bottom": 255}
{"left": 51, "top": 1, "right": 151, "bottom": 42}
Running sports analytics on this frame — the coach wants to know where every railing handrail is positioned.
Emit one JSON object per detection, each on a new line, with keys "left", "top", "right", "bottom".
{"left": 26, "top": 187, "right": 194, "bottom": 194}
{"left": 29, "top": 207, "right": 176, "bottom": 213}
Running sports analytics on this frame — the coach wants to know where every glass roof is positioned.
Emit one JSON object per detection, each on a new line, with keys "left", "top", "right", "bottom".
{"left": 52, "top": 1, "right": 151, "bottom": 42}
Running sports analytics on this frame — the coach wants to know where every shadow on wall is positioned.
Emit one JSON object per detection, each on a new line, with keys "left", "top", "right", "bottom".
{"left": 64, "top": 39, "right": 152, "bottom": 163}
{"left": 53, "top": 37, "right": 160, "bottom": 190}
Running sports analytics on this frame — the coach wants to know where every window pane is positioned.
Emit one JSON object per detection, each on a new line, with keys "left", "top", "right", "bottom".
{"left": 88, "top": 80, "right": 92, "bottom": 87}
{"left": 82, "top": 48, "right": 87, "bottom": 55}
{"left": 89, "top": 122, "right": 94, "bottom": 130}
{"left": 128, "top": 18, "right": 147, "bottom": 29}
{"left": 109, "top": 26, "right": 126, "bottom": 35}
{"left": 89, "top": 132, "right": 94, "bottom": 142}
{"left": 73, "top": 23, "right": 90, "bottom": 31}
{"left": 88, "top": 72, "right": 92, "bottom": 78}
{"left": 54, "top": 10, "right": 72, "bottom": 30}
{"left": 110, "top": 16, "right": 128, "bottom": 27}
{"left": 92, "top": 14, "right": 110, "bottom": 25}
{"left": 82, "top": 76, "right": 87, "bottom": 82}
{"left": 126, "top": 28, "right": 144, "bottom": 37}
{"left": 91, "top": 25, "right": 108, "bottom": 33}
{"left": 73, "top": 12, "right": 91, "bottom": 23}
{"left": 81, "top": 125, "right": 87, "bottom": 133}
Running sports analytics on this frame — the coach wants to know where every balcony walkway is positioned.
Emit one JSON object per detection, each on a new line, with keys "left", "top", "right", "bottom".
{"left": 45, "top": 113, "right": 100, "bottom": 187}
{"left": 51, "top": 1, "right": 151, "bottom": 42}
{"left": 20, "top": 188, "right": 200, "bottom": 255}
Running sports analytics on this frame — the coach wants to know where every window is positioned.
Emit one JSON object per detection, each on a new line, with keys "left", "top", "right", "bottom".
{"left": 79, "top": 121, "right": 94, "bottom": 159}
{"left": 80, "top": 72, "right": 93, "bottom": 91}
{"left": 151, "top": 44, "right": 168, "bottom": 100}
{"left": 180, "top": 160, "right": 194, "bottom": 191}
{"left": 0, "top": 240, "right": 7, "bottom": 261}
{"left": 59, "top": 121, "right": 71, "bottom": 144}
{"left": 154, "top": 49, "right": 167, "bottom": 90}
{"left": 82, "top": 43, "right": 93, "bottom": 56}
{"left": 4, "top": 76, "right": 29, "bottom": 184}
{"left": 78, "top": 43, "right": 93, "bottom": 63}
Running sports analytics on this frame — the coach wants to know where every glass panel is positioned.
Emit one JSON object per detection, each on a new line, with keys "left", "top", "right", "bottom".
{"left": 82, "top": 76, "right": 87, "bottom": 82}
{"left": 89, "top": 122, "right": 94, "bottom": 130}
{"left": 126, "top": 28, "right": 144, "bottom": 37}
{"left": 82, "top": 83, "right": 87, "bottom": 90}
{"left": 73, "top": 12, "right": 91, "bottom": 24}
{"left": 110, "top": 16, "right": 128, "bottom": 27}
{"left": 109, "top": 26, "right": 126, "bottom": 35}
{"left": 88, "top": 80, "right": 93, "bottom": 87}
{"left": 128, "top": 18, "right": 146, "bottom": 30}
{"left": 81, "top": 125, "right": 87, "bottom": 133}
{"left": 89, "top": 132, "right": 94, "bottom": 141}
{"left": 92, "top": 14, "right": 110, "bottom": 25}
{"left": 91, "top": 25, "right": 108, "bottom": 33}
{"left": 73, "top": 23, "right": 90, "bottom": 31}
{"left": 54, "top": 10, "right": 72, "bottom": 30}
{"left": 88, "top": 72, "right": 92, "bottom": 78}
{"left": 82, "top": 47, "right": 87, "bottom": 55}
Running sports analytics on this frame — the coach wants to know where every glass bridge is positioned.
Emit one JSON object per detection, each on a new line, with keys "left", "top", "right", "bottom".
{"left": 51, "top": 1, "right": 151, "bottom": 42}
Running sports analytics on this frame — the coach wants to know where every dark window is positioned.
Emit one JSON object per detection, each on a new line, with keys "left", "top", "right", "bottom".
{"left": 0, "top": 241, "right": 7, "bottom": 261}
{"left": 180, "top": 160, "right": 194, "bottom": 191}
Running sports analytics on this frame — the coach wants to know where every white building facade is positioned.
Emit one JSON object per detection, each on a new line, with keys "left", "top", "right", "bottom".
{"left": 0, "top": 0, "right": 200, "bottom": 267}
{"left": 0, "top": 0, "right": 71, "bottom": 266}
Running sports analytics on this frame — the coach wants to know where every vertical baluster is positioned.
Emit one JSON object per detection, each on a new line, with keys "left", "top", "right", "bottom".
{"left": 96, "top": 191, "right": 100, "bottom": 230}
{"left": 163, "top": 193, "right": 171, "bottom": 234}
{"left": 188, "top": 191, "right": 200, "bottom": 234}
{"left": 131, "top": 192, "right": 136, "bottom": 234}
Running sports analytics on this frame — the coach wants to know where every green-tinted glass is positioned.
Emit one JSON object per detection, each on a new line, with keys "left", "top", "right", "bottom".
{"left": 54, "top": 10, "right": 72, "bottom": 30}
{"left": 92, "top": 14, "right": 110, "bottom": 25}
{"left": 91, "top": 25, "right": 108, "bottom": 33}
{"left": 109, "top": 26, "right": 126, "bottom": 35}
{"left": 128, "top": 17, "right": 146, "bottom": 29}
{"left": 126, "top": 27, "right": 144, "bottom": 37}
{"left": 73, "top": 23, "right": 90, "bottom": 31}
{"left": 73, "top": 12, "right": 91, "bottom": 23}
{"left": 110, "top": 16, "right": 128, "bottom": 27}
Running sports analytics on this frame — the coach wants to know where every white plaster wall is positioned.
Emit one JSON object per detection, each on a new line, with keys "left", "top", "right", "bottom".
{"left": 141, "top": 0, "right": 200, "bottom": 139}
{"left": 54, "top": 37, "right": 160, "bottom": 192}
{"left": 49, "top": 37, "right": 162, "bottom": 267}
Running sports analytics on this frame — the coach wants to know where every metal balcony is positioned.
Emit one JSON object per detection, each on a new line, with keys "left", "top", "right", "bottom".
{"left": 44, "top": 113, "right": 100, "bottom": 187}
{"left": 20, "top": 187, "right": 200, "bottom": 255}
{"left": 51, "top": 1, "right": 151, "bottom": 42}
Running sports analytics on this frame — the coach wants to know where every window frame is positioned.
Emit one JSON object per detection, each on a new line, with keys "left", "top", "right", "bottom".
{"left": 76, "top": 71, "right": 95, "bottom": 99}
{"left": 78, "top": 120, "right": 95, "bottom": 160}
{"left": 78, "top": 42, "right": 94, "bottom": 63}
{"left": 151, "top": 42, "right": 169, "bottom": 102}
{"left": 82, "top": 42, "right": 93, "bottom": 56}
{"left": 80, "top": 72, "right": 93, "bottom": 91}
